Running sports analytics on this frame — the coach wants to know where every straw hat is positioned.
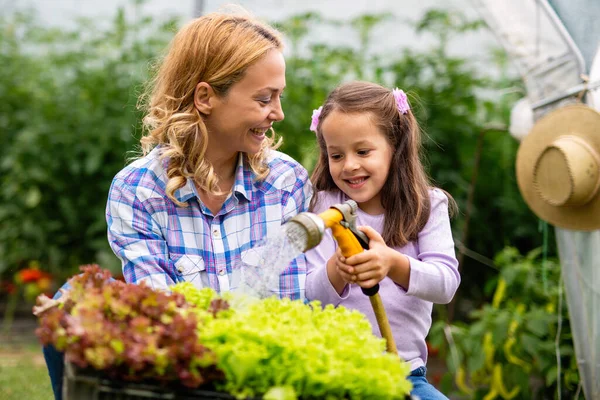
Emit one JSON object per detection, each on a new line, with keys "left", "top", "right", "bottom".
{"left": 516, "top": 104, "right": 600, "bottom": 231}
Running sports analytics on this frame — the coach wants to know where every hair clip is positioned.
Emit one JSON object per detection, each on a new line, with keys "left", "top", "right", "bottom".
{"left": 310, "top": 106, "right": 322, "bottom": 133}
{"left": 392, "top": 88, "right": 410, "bottom": 114}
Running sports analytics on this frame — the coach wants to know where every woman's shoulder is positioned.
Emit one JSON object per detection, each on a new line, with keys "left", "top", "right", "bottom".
{"left": 112, "top": 148, "right": 167, "bottom": 191}
{"left": 265, "top": 150, "right": 306, "bottom": 170}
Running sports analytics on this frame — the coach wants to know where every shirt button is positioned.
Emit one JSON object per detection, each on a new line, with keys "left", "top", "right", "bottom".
{"left": 212, "top": 229, "right": 221, "bottom": 238}
{"left": 218, "top": 269, "right": 226, "bottom": 276}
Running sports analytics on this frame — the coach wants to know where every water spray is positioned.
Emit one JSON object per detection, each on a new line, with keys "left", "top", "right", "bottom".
{"left": 284, "top": 200, "right": 398, "bottom": 354}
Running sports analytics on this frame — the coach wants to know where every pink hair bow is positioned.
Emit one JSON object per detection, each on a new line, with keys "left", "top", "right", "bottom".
{"left": 392, "top": 88, "right": 410, "bottom": 114}
{"left": 310, "top": 106, "right": 322, "bottom": 133}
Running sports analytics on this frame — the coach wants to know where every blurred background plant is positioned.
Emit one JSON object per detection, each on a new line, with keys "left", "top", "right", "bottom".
{"left": 0, "top": 3, "right": 178, "bottom": 282}
{"left": 2, "top": 261, "right": 55, "bottom": 335}
{"left": 428, "top": 246, "right": 580, "bottom": 399}
{"left": 0, "top": 2, "right": 545, "bottom": 298}
{"left": 1, "top": 1, "right": 573, "bottom": 396}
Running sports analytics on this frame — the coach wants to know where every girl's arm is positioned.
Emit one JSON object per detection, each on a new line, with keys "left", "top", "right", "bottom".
{"left": 385, "top": 250, "right": 410, "bottom": 289}
{"left": 402, "top": 188, "right": 460, "bottom": 304}
{"left": 343, "top": 189, "right": 459, "bottom": 303}
{"left": 305, "top": 230, "right": 351, "bottom": 305}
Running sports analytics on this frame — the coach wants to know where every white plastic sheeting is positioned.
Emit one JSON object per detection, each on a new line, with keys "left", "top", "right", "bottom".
{"left": 555, "top": 230, "right": 599, "bottom": 399}
{"left": 554, "top": 47, "right": 600, "bottom": 400}
{"left": 472, "top": 1, "right": 599, "bottom": 398}
{"left": 471, "top": 0, "right": 585, "bottom": 116}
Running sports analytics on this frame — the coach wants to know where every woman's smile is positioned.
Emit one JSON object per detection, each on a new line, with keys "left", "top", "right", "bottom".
{"left": 249, "top": 127, "right": 270, "bottom": 140}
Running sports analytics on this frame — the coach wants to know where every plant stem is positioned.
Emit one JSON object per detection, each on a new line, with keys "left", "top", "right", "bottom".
{"left": 2, "top": 290, "right": 19, "bottom": 336}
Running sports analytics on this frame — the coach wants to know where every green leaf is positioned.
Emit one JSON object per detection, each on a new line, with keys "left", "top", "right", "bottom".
{"left": 545, "top": 366, "right": 558, "bottom": 386}
{"left": 467, "top": 349, "right": 485, "bottom": 372}
{"left": 520, "top": 333, "right": 540, "bottom": 358}
{"left": 24, "top": 187, "right": 41, "bottom": 208}
{"left": 525, "top": 314, "right": 550, "bottom": 337}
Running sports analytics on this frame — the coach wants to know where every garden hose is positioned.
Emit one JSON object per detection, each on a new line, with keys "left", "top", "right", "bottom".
{"left": 285, "top": 200, "right": 398, "bottom": 354}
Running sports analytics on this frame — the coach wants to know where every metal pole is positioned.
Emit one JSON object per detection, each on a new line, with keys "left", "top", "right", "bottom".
{"left": 194, "top": 0, "right": 205, "bottom": 17}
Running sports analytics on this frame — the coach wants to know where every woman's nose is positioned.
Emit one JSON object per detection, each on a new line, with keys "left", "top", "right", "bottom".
{"left": 270, "top": 99, "right": 284, "bottom": 122}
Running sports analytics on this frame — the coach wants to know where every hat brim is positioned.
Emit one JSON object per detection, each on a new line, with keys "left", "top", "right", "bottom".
{"left": 516, "top": 104, "right": 600, "bottom": 231}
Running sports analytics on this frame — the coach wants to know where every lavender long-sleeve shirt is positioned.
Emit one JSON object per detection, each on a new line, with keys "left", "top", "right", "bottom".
{"left": 305, "top": 189, "right": 460, "bottom": 370}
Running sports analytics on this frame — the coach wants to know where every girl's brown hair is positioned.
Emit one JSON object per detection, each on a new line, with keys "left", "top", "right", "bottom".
{"left": 310, "top": 81, "right": 456, "bottom": 247}
{"left": 138, "top": 9, "right": 283, "bottom": 206}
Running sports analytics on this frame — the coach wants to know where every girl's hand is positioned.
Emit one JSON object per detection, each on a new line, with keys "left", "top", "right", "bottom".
{"left": 344, "top": 226, "right": 404, "bottom": 289}
{"left": 332, "top": 247, "right": 356, "bottom": 284}
{"left": 326, "top": 247, "right": 356, "bottom": 294}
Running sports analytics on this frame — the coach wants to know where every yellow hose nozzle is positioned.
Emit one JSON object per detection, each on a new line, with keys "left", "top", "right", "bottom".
{"left": 285, "top": 200, "right": 398, "bottom": 354}
{"left": 285, "top": 200, "right": 369, "bottom": 254}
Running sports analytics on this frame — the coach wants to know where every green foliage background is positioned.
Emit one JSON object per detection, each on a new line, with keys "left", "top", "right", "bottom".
{"left": 1, "top": 4, "right": 548, "bottom": 304}
{"left": 428, "top": 247, "right": 579, "bottom": 399}
{"left": 1, "top": 7, "right": 177, "bottom": 276}
{"left": 0, "top": 3, "right": 579, "bottom": 397}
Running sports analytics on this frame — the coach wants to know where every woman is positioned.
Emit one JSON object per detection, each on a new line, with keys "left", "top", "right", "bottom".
{"left": 105, "top": 8, "right": 310, "bottom": 299}
{"left": 44, "top": 8, "right": 311, "bottom": 399}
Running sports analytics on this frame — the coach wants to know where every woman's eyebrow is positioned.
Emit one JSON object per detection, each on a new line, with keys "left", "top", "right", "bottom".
{"left": 256, "top": 86, "right": 286, "bottom": 93}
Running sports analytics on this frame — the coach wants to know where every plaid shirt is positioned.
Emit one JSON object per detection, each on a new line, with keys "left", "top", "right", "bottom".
{"left": 105, "top": 147, "right": 312, "bottom": 300}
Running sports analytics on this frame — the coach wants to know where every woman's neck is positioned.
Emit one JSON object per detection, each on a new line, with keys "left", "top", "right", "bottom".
{"left": 196, "top": 151, "right": 239, "bottom": 215}
{"left": 206, "top": 151, "right": 239, "bottom": 188}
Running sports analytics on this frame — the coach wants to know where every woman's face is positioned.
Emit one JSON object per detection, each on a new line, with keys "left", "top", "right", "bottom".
{"left": 203, "top": 50, "right": 286, "bottom": 158}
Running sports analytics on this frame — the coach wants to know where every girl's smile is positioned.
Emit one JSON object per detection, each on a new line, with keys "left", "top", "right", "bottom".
{"left": 344, "top": 176, "right": 369, "bottom": 189}
{"left": 321, "top": 110, "right": 394, "bottom": 215}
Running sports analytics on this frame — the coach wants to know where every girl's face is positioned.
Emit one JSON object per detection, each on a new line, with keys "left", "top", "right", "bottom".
{"left": 321, "top": 110, "right": 394, "bottom": 215}
{"left": 203, "top": 50, "right": 286, "bottom": 159}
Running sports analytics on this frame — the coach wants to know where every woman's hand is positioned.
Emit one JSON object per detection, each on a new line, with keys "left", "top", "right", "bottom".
{"left": 343, "top": 226, "right": 410, "bottom": 289}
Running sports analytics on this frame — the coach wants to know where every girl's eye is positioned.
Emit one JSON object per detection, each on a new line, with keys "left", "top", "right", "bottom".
{"left": 358, "top": 149, "right": 371, "bottom": 156}
{"left": 258, "top": 98, "right": 271, "bottom": 105}
{"left": 329, "top": 154, "right": 342, "bottom": 161}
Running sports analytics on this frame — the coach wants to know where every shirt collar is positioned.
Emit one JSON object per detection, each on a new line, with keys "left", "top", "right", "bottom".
{"left": 172, "top": 152, "right": 253, "bottom": 204}
{"left": 233, "top": 152, "right": 253, "bottom": 202}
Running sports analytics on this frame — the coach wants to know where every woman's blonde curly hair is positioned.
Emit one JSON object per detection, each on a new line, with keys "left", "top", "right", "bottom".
{"left": 138, "top": 9, "right": 283, "bottom": 206}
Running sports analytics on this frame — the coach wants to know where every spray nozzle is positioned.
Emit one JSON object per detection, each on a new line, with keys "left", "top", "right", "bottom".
{"left": 284, "top": 199, "right": 398, "bottom": 354}
{"left": 283, "top": 200, "right": 369, "bottom": 253}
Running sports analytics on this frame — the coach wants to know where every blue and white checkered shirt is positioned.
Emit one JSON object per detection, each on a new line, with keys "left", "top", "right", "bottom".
{"left": 105, "top": 147, "right": 312, "bottom": 300}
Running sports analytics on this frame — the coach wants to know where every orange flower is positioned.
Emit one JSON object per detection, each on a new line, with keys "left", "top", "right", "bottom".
{"left": 17, "top": 268, "right": 42, "bottom": 283}
{"left": 15, "top": 268, "right": 52, "bottom": 284}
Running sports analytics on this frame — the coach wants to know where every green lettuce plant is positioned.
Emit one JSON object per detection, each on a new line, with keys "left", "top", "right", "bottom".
{"left": 174, "top": 282, "right": 413, "bottom": 400}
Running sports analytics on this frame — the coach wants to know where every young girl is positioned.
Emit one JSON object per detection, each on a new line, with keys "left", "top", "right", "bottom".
{"left": 305, "top": 81, "right": 460, "bottom": 400}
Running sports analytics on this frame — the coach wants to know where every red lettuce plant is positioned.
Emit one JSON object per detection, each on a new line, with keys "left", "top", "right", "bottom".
{"left": 35, "top": 265, "right": 223, "bottom": 388}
